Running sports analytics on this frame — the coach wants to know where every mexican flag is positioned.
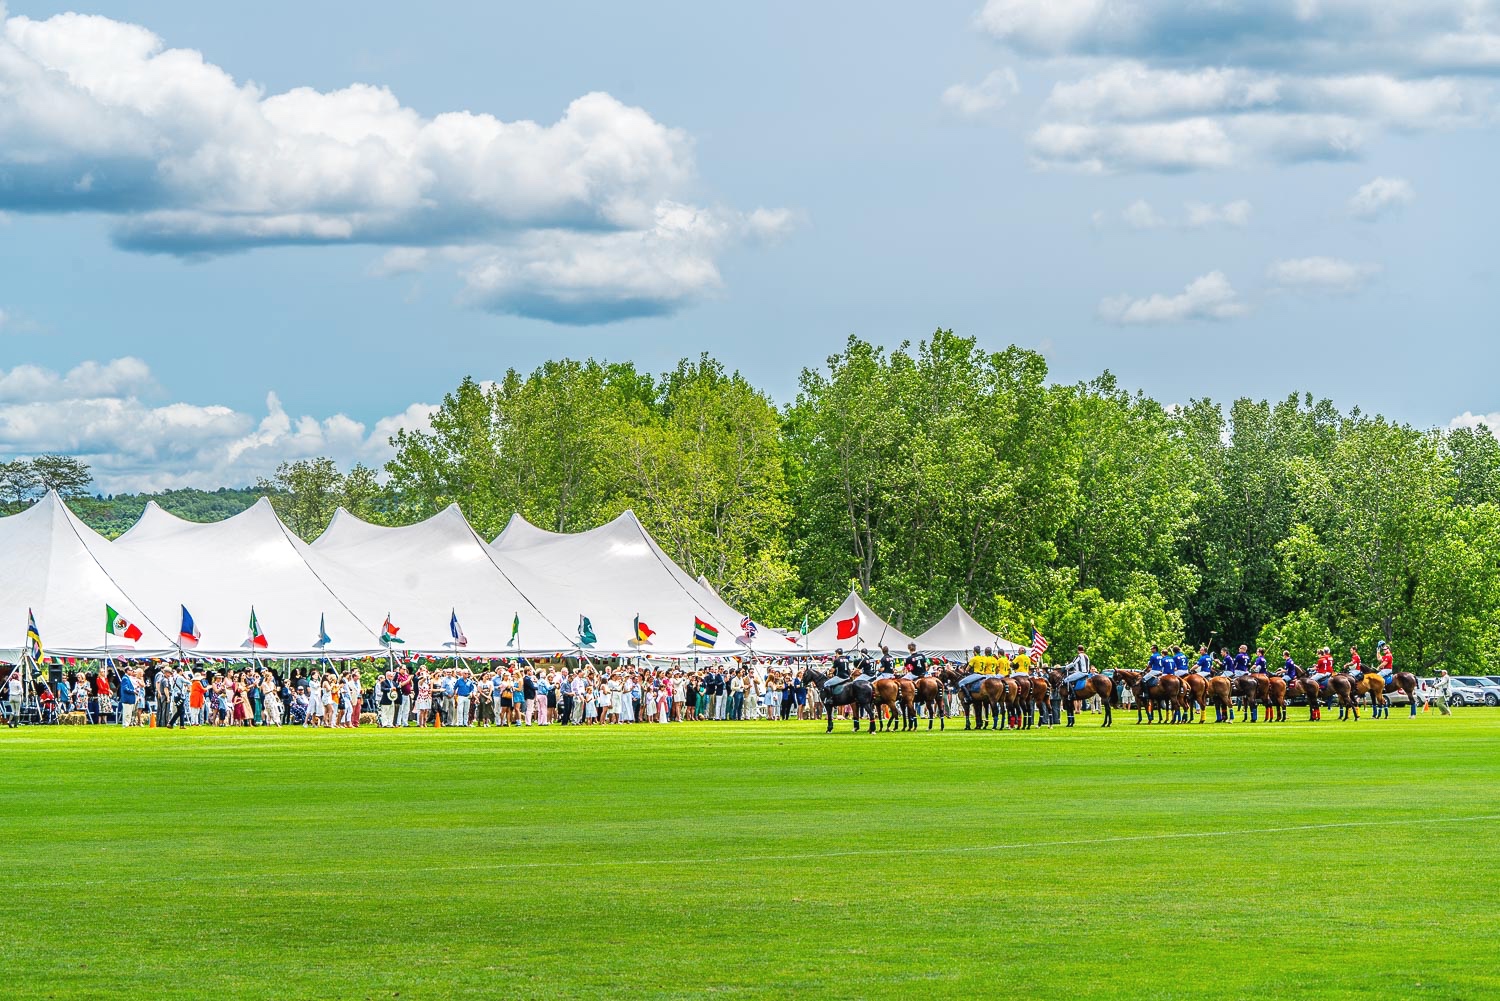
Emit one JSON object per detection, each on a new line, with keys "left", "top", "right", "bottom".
{"left": 105, "top": 605, "right": 143, "bottom": 642}
{"left": 248, "top": 608, "right": 268, "bottom": 650}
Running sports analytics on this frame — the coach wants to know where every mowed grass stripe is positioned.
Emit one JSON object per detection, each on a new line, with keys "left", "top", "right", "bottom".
{"left": 3, "top": 715, "right": 1497, "bottom": 999}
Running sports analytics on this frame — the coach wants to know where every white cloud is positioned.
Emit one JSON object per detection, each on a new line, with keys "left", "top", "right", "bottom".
{"left": 942, "top": 68, "right": 1021, "bottom": 117}
{"left": 975, "top": 1, "right": 1500, "bottom": 172}
{"left": 1267, "top": 256, "right": 1379, "bottom": 292}
{"left": 0, "top": 7, "right": 787, "bottom": 323}
{"left": 0, "top": 357, "right": 433, "bottom": 492}
{"left": 1098, "top": 270, "right": 1247, "bottom": 325}
{"left": 1185, "top": 199, "right": 1252, "bottom": 228}
{"left": 1349, "top": 176, "right": 1416, "bottom": 219}
{"left": 1105, "top": 198, "right": 1251, "bottom": 229}
{"left": 1121, "top": 198, "right": 1166, "bottom": 229}
{"left": 1449, "top": 412, "right": 1500, "bottom": 432}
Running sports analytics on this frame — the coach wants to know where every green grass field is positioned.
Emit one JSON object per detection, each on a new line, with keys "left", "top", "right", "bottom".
{"left": 3, "top": 712, "right": 1498, "bottom": 999}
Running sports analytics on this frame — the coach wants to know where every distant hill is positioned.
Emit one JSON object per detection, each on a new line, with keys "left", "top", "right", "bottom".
{"left": 69, "top": 487, "right": 266, "bottom": 539}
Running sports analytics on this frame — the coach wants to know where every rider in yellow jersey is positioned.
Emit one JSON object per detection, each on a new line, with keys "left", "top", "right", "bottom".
{"left": 1013, "top": 649, "right": 1032, "bottom": 675}
{"left": 967, "top": 646, "right": 987, "bottom": 675}
{"left": 995, "top": 652, "right": 1012, "bottom": 676}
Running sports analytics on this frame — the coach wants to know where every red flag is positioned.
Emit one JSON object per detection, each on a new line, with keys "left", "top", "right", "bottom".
{"left": 835, "top": 612, "right": 860, "bottom": 640}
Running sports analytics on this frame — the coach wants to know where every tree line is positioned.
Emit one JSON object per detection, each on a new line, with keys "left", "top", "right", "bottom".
{"left": 10, "top": 330, "right": 1498, "bottom": 674}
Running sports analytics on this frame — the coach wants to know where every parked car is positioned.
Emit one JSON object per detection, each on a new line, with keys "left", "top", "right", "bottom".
{"left": 1386, "top": 678, "right": 1434, "bottom": 707}
{"left": 1472, "top": 677, "right": 1500, "bottom": 705}
{"left": 1450, "top": 677, "right": 1497, "bottom": 706}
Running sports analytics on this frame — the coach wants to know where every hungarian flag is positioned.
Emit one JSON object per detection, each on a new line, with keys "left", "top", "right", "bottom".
{"left": 692, "top": 616, "right": 718, "bottom": 648}
{"left": 179, "top": 605, "right": 200, "bottom": 649}
{"left": 247, "top": 608, "right": 268, "bottom": 649}
{"left": 835, "top": 612, "right": 860, "bottom": 640}
{"left": 381, "top": 615, "right": 404, "bottom": 645}
{"left": 105, "top": 605, "right": 143, "bottom": 642}
{"left": 634, "top": 615, "right": 656, "bottom": 643}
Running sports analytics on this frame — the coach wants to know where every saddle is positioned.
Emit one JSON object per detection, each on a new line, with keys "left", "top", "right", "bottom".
{"left": 957, "top": 673, "right": 988, "bottom": 693}
{"left": 899, "top": 671, "right": 918, "bottom": 682}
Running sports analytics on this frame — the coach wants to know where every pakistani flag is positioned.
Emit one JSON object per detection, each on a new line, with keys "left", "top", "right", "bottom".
{"left": 578, "top": 615, "right": 596, "bottom": 648}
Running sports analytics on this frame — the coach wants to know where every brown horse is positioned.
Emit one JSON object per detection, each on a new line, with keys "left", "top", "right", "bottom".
{"left": 1020, "top": 674, "right": 1050, "bottom": 727}
{"left": 935, "top": 666, "right": 1000, "bottom": 730}
{"left": 913, "top": 675, "right": 945, "bottom": 730}
{"left": 1205, "top": 675, "right": 1234, "bottom": 722}
{"left": 1048, "top": 668, "right": 1113, "bottom": 727}
{"left": 1230, "top": 674, "right": 1266, "bottom": 722}
{"left": 1286, "top": 666, "right": 1323, "bottom": 721}
{"left": 1355, "top": 672, "right": 1419, "bottom": 718}
{"left": 1180, "top": 672, "right": 1208, "bottom": 722}
{"left": 870, "top": 677, "right": 906, "bottom": 732}
{"left": 1257, "top": 674, "right": 1289, "bottom": 722}
{"left": 1114, "top": 670, "right": 1183, "bottom": 723}
{"left": 1327, "top": 671, "right": 1359, "bottom": 720}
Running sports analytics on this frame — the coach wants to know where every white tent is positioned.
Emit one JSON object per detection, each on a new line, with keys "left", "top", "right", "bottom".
{"left": 914, "top": 603, "right": 1021, "bottom": 659}
{"left": 491, "top": 511, "right": 748, "bottom": 656}
{"left": 0, "top": 493, "right": 175, "bottom": 660}
{"left": 308, "top": 504, "right": 576, "bottom": 653}
{"left": 800, "top": 590, "right": 917, "bottom": 655}
{"left": 111, "top": 499, "right": 382, "bottom": 657}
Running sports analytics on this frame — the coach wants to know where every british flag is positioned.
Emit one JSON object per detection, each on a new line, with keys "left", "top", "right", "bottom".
{"left": 740, "top": 616, "right": 758, "bottom": 641}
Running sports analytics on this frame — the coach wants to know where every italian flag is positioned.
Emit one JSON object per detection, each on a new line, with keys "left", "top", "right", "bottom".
{"left": 105, "top": 605, "right": 143, "bottom": 642}
{"left": 248, "top": 608, "right": 268, "bottom": 649}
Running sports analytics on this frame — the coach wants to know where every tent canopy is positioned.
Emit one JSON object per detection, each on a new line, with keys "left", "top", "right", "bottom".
{"left": 490, "top": 510, "right": 748, "bottom": 656}
{"left": 112, "top": 498, "right": 381, "bottom": 657}
{"left": 801, "top": 591, "right": 917, "bottom": 655}
{"left": 308, "top": 504, "right": 577, "bottom": 654}
{"left": 0, "top": 493, "right": 174, "bottom": 660}
{"left": 914, "top": 603, "right": 1021, "bottom": 658}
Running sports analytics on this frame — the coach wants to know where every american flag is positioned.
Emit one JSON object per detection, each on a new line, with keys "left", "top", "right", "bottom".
{"left": 740, "top": 616, "right": 758, "bottom": 640}
{"left": 1030, "top": 627, "right": 1049, "bottom": 662}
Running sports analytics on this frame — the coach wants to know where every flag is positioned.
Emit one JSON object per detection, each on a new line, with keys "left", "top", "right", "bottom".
{"left": 1030, "top": 627, "right": 1049, "bottom": 662}
{"left": 835, "top": 612, "right": 860, "bottom": 641}
{"left": 740, "top": 616, "right": 757, "bottom": 641}
{"left": 450, "top": 609, "right": 468, "bottom": 648}
{"left": 693, "top": 616, "right": 719, "bottom": 648}
{"left": 314, "top": 613, "right": 331, "bottom": 649}
{"left": 25, "top": 609, "right": 43, "bottom": 663}
{"left": 507, "top": 613, "right": 519, "bottom": 648}
{"left": 381, "top": 615, "right": 404, "bottom": 645}
{"left": 179, "top": 605, "right": 200, "bottom": 649}
{"left": 634, "top": 615, "right": 656, "bottom": 643}
{"left": 800, "top": 614, "right": 809, "bottom": 636}
{"left": 247, "top": 608, "right": 268, "bottom": 650}
{"left": 105, "top": 605, "right": 143, "bottom": 642}
{"left": 578, "top": 615, "right": 596, "bottom": 648}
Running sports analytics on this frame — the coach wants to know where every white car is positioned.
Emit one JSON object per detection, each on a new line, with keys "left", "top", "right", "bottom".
{"left": 1449, "top": 677, "right": 1497, "bottom": 706}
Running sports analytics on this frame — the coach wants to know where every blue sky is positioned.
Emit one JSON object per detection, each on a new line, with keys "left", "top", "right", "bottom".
{"left": 1, "top": 0, "right": 1497, "bottom": 491}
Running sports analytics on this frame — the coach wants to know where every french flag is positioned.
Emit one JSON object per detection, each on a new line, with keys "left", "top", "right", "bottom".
{"left": 179, "top": 605, "right": 200, "bottom": 649}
